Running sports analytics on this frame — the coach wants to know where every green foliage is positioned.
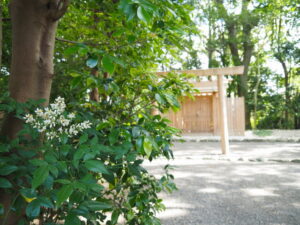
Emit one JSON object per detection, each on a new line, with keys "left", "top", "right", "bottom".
{"left": 0, "top": 1, "right": 196, "bottom": 224}
{"left": 253, "top": 130, "right": 273, "bottom": 137}
{"left": 192, "top": 0, "right": 299, "bottom": 129}
{"left": 0, "top": 68, "right": 194, "bottom": 224}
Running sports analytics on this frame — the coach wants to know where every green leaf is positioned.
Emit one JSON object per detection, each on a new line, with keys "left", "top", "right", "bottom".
{"left": 71, "top": 76, "right": 82, "bottom": 88}
{"left": 56, "top": 184, "right": 73, "bottom": 207}
{"left": 103, "top": 171, "right": 115, "bottom": 184}
{"left": 111, "top": 56, "right": 126, "bottom": 68}
{"left": 17, "top": 218, "right": 26, "bottom": 225}
{"left": 0, "top": 165, "right": 18, "bottom": 176}
{"left": 137, "top": 6, "right": 152, "bottom": 24}
{"left": 90, "top": 183, "right": 104, "bottom": 192}
{"left": 102, "top": 55, "right": 115, "bottom": 74}
{"left": 87, "top": 77, "right": 96, "bottom": 87}
{"left": 86, "top": 58, "right": 98, "bottom": 68}
{"left": 85, "top": 160, "right": 109, "bottom": 174}
{"left": 43, "top": 175, "right": 54, "bottom": 189}
{"left": 85, "top": 201, "right": 112, "bottom": 210}
{"left": 143, "top": 137, "right": 152, "bottom": 157}
{"left": 17, "top": 149, "right": 36, "bottom": 159}
{"left": 0, "top": 204, "right": 4, "bottom": 216}
{"left": 20, "top": 188, "right": 37, "bottom": 199}
{"left": 32, "top": 166, "right": 49, "bottom": 189}
{"left": 132, "top": 126, "right": 140, "bottom": 138}
{"left": 69, "top": 72, "right": 80, "bottom": 78}
{"left": 29, "top": 159, "right": 48, "bottom": 167}
{"left": 0, "top": 144, "right": 9, "bottom": 153}
{"left": 65, "top": 213, "right": 81, "bottom": 225}
{"left": 44, "top": 152, "right": 57, "bottom": 164}
{"left": 73, "top": 145, "right": 89, "bottom": 168}
{"left": 127, "top": 35, "right": 136, "bottom": 43}
{"left": 26, "top": 199, "right": 40, "bottom": 218}
{"left": 73, "top": 181, "right": 86, "bottom": 192}
{"left": 49, "top": 165, "right": 59, "bottom": 178}
{"left": 79, "top": 133, "right": 89, "bottom": 144}
{"left": 90, "top": 136, "right": 98, "bottom": 145}
{"left": 155, "top": 93, "right": 165, "bottom": 105}
{"left": 136, "top": 137, "right": 143, "bottom": 152}
{"left": 113, "top": 145, "right": 129, "bottom": 160}
{"left": 111, "top": 210, "right": 120, "bottom": 225}
{"left": 64, "top": 46, "right": 79, "bottom": 56}
{"left": 73, "top": 205, "right": 89, "bottom": 215}
{"left": 0, "top": 178, "right": 12, "bottom": 188}
{"left": 109, "top": 128, "right": 119, "bottom": 145}
{"left": 55, "top": 179, "right": 71, "bottom": 185}
{"left": 61, "top": 145, "right": 71, "bottom": 156}
{"left": 38, "top": 197, "right": 54, "bottom": 209}
{"left": 119, "top": 0, "right": 135, "bottom": 21}
{"left": 164, "top": 92, "right": 180, "bottom": 108}
{"left": 57, "top": 161, "right": 68, "bottom": 173}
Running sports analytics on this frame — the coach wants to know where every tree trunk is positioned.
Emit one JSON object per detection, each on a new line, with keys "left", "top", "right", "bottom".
{"left": 207, "top": 0, "right": 214, "bottom": 69}
{"left": 279, "top": 59, "right": 290, "bottom": 128}
{"left": 0, "top": 4, "right": 2, "bottom": 69}
{"left": 241, "top": 36, "right": 254, "bottom": 129}
{"left": 253, "top": 66, "right": 261, "bottom": 129}
{"left": 90, "top": 68, "right": 100, "bottom": 102}
{"left": 0, "top": 1, "right": 68, "bottom": 224}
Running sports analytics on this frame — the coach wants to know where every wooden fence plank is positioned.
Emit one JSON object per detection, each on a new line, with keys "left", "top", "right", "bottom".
{"left": 163, "top": 96, "right": 245, "bottom": 136}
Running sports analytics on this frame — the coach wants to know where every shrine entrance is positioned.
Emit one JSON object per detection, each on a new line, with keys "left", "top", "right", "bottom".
{"left": 157, "top": 66, "right": 245, "bottom": 154}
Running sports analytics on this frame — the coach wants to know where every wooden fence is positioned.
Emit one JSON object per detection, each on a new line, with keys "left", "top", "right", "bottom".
{"left": 164, "top": 95, "right": 245, "bottom": 136}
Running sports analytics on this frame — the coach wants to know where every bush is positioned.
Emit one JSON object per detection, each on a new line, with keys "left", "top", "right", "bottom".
{"left": 0, "top": 72, "right": 195, "bottom": 224}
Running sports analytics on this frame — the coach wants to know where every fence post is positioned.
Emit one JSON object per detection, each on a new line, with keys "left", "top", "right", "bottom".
{"left": 217, "top": 75, "right": 229, "bottom": 154}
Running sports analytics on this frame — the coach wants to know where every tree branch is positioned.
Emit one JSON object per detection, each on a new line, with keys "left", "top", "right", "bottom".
{"left": 48, "top": 0, "right": 70, "bottom": 21}
{"left": 55, "top": 37, "right": 148, "bottom": 51}
{"left": 2, "top": 18, "right": 11, "bottom": 22}
{"left": 55, "top": 37, "right": 89, "bottom": 45}
{"left": 55, "top": 37, "right": 108, "bottom": 47}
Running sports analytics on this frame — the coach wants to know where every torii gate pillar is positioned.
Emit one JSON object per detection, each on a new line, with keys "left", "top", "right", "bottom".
{"left": 217, "top": 75, "right": 229, "bottom": 154}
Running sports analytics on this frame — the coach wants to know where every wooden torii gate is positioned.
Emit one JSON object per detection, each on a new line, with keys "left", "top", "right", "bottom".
{"left": 157, "top": 66, "right": 244, "bottom": 155}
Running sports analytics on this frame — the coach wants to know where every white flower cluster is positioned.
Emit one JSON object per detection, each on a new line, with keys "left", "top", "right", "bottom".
{"left": 24, "top": 97, "right": 92, "bottom": 141}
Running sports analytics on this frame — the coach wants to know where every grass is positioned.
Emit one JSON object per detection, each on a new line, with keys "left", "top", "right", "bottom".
{"left": 253, "top": 129, "right": 273, "bottom": 137}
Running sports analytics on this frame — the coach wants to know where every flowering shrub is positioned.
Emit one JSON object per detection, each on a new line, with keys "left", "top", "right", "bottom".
{"left": 24, "top": 97, "right": 91, "bottom": 140}
{"left": 0, "top": 72, "right": 195, "bottom": 224}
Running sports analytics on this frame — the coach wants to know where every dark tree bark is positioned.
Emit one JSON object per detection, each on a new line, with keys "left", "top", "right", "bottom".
{"left": 0, "top": 4, "right": 2, "bottom": 69}
{"left": 0, "top": 1, "right": 69, "bottom": 224}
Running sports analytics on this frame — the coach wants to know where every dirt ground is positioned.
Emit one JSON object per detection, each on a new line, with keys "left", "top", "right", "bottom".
{"left": 145, "top": 141, "right": 300, "bottom": 225}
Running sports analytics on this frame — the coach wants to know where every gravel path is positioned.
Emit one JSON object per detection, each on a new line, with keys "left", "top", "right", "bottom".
{"left": 178, "top": 130, "right": 300, "bottom": 142}
{"left": 145, "top": 142, "right": 300, "bottom": 225}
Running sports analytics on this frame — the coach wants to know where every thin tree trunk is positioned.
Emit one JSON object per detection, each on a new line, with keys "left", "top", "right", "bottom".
{"left": 278, "top": 59, "right": 290, "bottom": 128}
{"left": 207, "top": 0, "right": 214, "bottom": 68}
{"left": 90, "top": 68, "right": 100, "bottom": 102}
{"left": 89, "top": 9, "right": 100, "bottom": 102}
{"left": 0, "top": 1, "right": 69, "bottom": 224}
{"left": 253, "top": 66, "right": 261, "bottom": 129}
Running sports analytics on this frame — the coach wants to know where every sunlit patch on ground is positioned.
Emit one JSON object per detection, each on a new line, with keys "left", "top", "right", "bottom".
{"left": 198, "top": 187, "right": 222, "bottom": 193}
{"left": 145, "top": 142, "right": 300, "bottom": 225}
{"left": 242, "top": 188, "right": 279, "bottom": 197}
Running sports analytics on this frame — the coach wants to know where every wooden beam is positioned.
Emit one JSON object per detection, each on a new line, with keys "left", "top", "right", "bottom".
{"left": 217, "top": 75, "right": 229, "bottom": 154}
{"left": 157, "top": 66, "right": 244, "bottom": 76}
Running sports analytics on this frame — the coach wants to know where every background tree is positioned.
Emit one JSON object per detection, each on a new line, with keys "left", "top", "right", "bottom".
{"left": 191, "top": 0, "right": 299, "bottom": 129}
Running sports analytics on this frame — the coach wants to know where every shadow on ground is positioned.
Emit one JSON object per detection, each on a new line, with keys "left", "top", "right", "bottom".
{"left": 145, "top": 142, "right": 300, "bottom": 225}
